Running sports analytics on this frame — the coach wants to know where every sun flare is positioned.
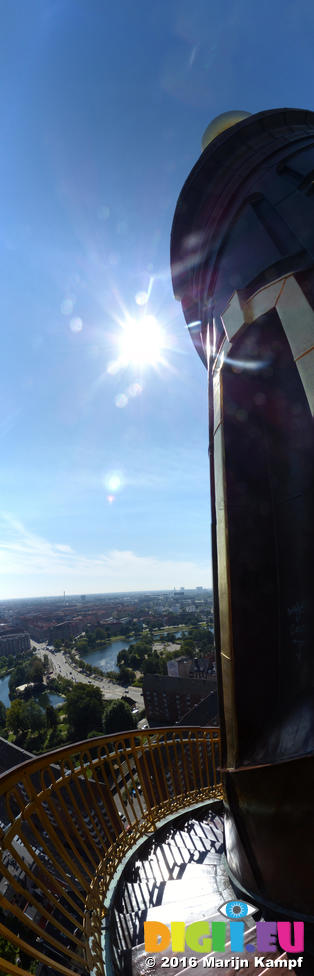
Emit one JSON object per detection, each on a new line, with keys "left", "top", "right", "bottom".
{"left": 118, "top": 314, "right": 166, "bottom": 368}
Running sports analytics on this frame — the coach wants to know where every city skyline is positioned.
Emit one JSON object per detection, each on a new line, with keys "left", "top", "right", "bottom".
{"left": 1, "top": 1, "right": 314, "bottom": 597}
{"left": 0, "top": 585, "right": 210, "bottom": 605}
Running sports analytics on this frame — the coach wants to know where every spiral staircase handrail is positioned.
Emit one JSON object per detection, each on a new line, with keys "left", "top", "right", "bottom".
{"left": 0, "top": 726, "right": 222, "bottom": 976}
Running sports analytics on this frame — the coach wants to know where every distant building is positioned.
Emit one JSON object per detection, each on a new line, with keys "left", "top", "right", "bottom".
{"left": 178, "top": 692, "right": 218, "bottom": 727}
{"left": 143, "top": 673, "right": 217, "bottom": 727}
{"left": 191, "top": 656, "right": 215, "bottom": 678}
{"left": 0, "top": 632, "right": 30, "bottom": 656}
{"left": 167, "top": 657, "right": 191, "bottom": 678}
{"left": 167, "top": 656, "right": 215, "bottom": 680}
{"left": 48, "top": 618, "right": 82, "bottom": 642}
{"left": 49, "top": 620, "right": 73, "bottom": 642}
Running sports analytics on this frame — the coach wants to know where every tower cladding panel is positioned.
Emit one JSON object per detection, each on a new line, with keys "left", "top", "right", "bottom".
{"left": 171, "top": 109, "right": 314, "bottom": 926}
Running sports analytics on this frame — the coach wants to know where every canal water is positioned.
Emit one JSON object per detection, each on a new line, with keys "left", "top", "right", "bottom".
{"left": 0, "top": 674, "right": 64, "bottom": 710}
{"left": 79, "top": 638, "right": 131, "bottom": 674}
{"left": 79, "top": 635, "right": 187, "bottom": 671}
{"left": 0, "top": 638, "right": 131, "bottom": 709}
{"left": 0, "top": 634, "right": 186, "bottom": 708}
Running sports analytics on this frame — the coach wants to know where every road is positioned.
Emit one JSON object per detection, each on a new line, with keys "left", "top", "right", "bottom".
{"left": 32, "top": 642, "right": 144, "bottom": 710}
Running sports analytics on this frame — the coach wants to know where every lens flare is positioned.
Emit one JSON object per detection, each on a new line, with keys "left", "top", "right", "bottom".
{"left": 127, "top": 382, "right": 142, "bottom": 398}
{"left": 102, "top": 471, "right": 123, "bottom": 499}
{"left": 105, "top": 473, "right": 122, "bottom": 493}
{"left": 70, "top": 317, "right": 83, "bottom": 333}
{"left": 135, "top": 291, "right": 149, "bottom": 306}
{"left": 115, "top": 393, "right": 128, "bottom": 408}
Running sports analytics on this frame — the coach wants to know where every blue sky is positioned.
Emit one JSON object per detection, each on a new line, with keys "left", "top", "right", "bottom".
{"left": 1, "top": 0, "right": 314, "bottom": 598}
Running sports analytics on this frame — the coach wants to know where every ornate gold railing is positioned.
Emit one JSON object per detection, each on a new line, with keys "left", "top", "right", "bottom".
{"left": 0, "top": 727, "right": 222, "bottom": 976}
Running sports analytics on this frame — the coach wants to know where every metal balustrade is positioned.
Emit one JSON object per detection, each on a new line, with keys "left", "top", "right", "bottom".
{"left": 0, "top": 727, "right": 222, "bottom": 976}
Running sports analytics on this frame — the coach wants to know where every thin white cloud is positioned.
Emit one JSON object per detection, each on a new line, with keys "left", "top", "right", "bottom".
{"left": 0, "top": 513, "right": 211, "bottom": 597}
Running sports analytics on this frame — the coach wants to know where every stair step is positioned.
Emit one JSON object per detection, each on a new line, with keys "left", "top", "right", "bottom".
{"left": 111, "top": 907, "right": 147, "bottom": 950}
{"left": 145, "top": 891, "right": 227, "bottom": 925}
{"left": 127, "top": 817, "right": 224, "bottom": 884}
{"left": 155, "top": 876, "right": 224, "bottom": 908}
{"left": 120, "top": 880, "right": 165, "bottom": 914}
{"left": 109, "top": 809, "right": 234, "bottom": 968}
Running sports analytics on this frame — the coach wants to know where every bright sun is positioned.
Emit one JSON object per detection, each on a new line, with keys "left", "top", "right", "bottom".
{"left": 118, "top": 314, "right": 165, "bottom": 368}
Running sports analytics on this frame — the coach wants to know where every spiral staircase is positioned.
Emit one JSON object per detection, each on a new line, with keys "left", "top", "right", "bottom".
{"left": 0, "top": 727, "right": 224, "bottom": 976}
{"left": 0, "top": 725, "right": 302, "bottom": 976}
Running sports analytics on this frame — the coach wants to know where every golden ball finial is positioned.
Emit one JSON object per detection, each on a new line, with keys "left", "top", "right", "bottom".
{"left": 201, "top": 111, "right": 251, "bottom": 151}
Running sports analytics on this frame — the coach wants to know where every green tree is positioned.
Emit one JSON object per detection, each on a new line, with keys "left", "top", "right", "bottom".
{"left": 76, "top": 639, "right": 89, "bottom": 656}
{"left": 142, "top": 654, "right": 163, "bottom": 675}
{"left": 0, "top": 702, "right": 6, "bottom": 729}
{"left": 46, "top": 705, "right": 58, "bottom": 729}
{"left": 6, "top": 700, "right": 24, "bottom": 734}
{"left": 95, "top": 627, "right": 106, "bottom": 641}
{"left": 6, "top": 699, "right": 45, "bottom": 736}
{"left": 66, "top": 684, "right": 104, "bottom": 739}
{"left": 190, "top": 628, "right": 201, "bottom": 643}
{"left": 127, "top": 651, "right": 141, "bottom": 668}
{"left": 130, "top": 640, "right": 151, "bottom": 662}
{"left": 0, "top": 933, "right": 16, "bottom": 964}
{"left": 9, "top": 664, "right": 28, "bottom": 697}
{"left": 28, "top": 658, "right": 45, "bottom": 684}
{"left": 118, "top": 666, "right": 136, "bottom": 684}
{"left": 103, "top": 700, "right": 136, "bottom": 736}
{"left": 180, "top": 639, "right": 196, "bottom": 659}
{"left": 27, "top": 701, "right": 45, "bottom": 732}
{"left": 117, "top": 649, "right": 128, "bottom": 665}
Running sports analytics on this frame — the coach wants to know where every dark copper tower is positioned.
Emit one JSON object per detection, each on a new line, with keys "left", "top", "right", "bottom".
{"left": 171, "top": 108, "right": 314, "bottom": 928}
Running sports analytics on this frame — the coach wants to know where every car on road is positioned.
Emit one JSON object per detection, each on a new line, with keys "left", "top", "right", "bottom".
{"left": 118, "top": 810, "right": 127, "bottom": 823}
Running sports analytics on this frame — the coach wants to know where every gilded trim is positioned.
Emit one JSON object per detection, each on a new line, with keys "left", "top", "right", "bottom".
{"left": 221, "top": 272, "right": 314, "bottom": 414}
